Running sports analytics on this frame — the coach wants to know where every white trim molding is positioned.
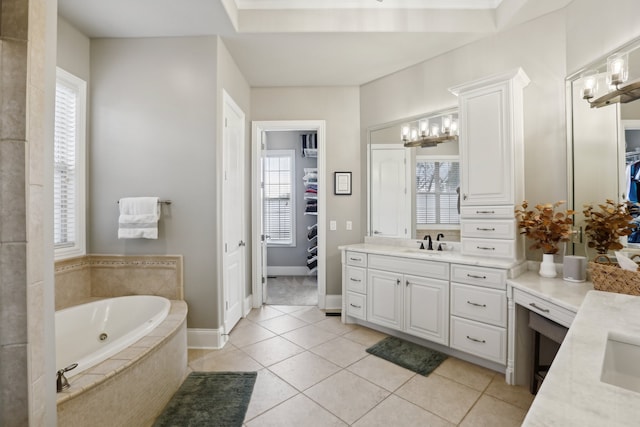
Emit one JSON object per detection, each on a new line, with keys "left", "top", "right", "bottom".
{"left": 324, "top": 294, "right": 343, "bottom": 311}
{"left": 187, "top": 328, "right": 227, "bottom": 350}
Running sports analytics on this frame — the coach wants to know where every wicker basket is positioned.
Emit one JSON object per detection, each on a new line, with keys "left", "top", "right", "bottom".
{"left": 588, "top": 257, "right": 640, "bottom": 296}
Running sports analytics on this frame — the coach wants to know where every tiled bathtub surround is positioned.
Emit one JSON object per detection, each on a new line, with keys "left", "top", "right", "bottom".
{"left": 54, "top": 255, "right": 183, "bottom": 309}
{"left": 57, "top": 300, "right": 188, "bottom": 426}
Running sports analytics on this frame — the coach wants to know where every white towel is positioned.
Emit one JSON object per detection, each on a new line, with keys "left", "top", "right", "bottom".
{"left": 118, "top": 197, "right": 160, "bottom": 239}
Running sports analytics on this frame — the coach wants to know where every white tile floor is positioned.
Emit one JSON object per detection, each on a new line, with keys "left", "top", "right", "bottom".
{"left": 187, "top": 305, "right": 534, "bottom": 426}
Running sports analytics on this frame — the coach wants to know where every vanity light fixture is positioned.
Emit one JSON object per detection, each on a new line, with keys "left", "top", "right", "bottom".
{"left": 402, "top": 116, "right": 458, "bottom": 148}
{"left": 584, "top": 51, "right": 640, "bottom": 108}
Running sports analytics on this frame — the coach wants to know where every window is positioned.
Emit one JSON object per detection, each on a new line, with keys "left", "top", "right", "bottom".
{"left": 54, "top": 68, "right": 86, "bottom": 260}
{"left": 416, "top": 157, "right": 460, "bottom": 227}
{"left": 263, "top": 150, "right": 295, "bottom": 246}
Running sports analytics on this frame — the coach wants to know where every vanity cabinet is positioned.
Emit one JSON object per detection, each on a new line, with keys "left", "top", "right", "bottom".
{"left": 450, "top": 68, "right": 530, "bottom": 262}
{"left": 341, "top": 246, "right": 518, "bottom": 368}
{"left": 345, "top": 251, "right": 368, "bottom": 320}
{"left": 345, "top": 252, "right": 450, "bottom": 345}
{"left": 449, "top": 263, "right": 508, "bottom": 364}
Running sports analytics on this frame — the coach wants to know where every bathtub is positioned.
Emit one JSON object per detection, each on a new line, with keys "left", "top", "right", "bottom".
{"left": 56, "top": 297, "right": 187, "bottom": 426}
{"left": 55, "top": 295, "right": 171, "bottom": 377}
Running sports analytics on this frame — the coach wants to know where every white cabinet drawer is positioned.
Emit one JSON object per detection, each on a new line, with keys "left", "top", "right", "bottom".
{"left": 346, "top": 251, "right": 367, "bottom": 267}
{"left": 461, "top": 238, "right": 515, "bottom": 259}
{"left": 461, "top": 219, "right": 516, "bottom": 239}
{"left": 451, "top": 283, "right": 507, "bottom": 327}
{"left": 346, "top": 292, "right": 366, "bottom": 320}
{"left": 368, "top": 254, "right": 449, "bottom": 280}
{"left": 513, "top": 288, "right": 576, "bottom": 328}
{"left": 460, "top": 206, "right": 515, "bottom": 219}
{"left": 346, "top": 266, "right": 366, "bottom": 293}
{"left": 450, "top": 316, "right": 506, "bottom": 364}
{"left": 451, "top": 264, "right": 506, "bottom": 290}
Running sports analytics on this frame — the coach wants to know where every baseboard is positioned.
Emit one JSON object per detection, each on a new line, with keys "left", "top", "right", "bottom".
{"left": 244, "top": 294, "right": 253, "bottom": 316}
{"left": 187, "top": 328, "right": 225, "bottom": 349}
{"left": 267, "top": 266, "right": 309, "bottom": 276}
{"left": 324, "top": 294, "right": 342, "bottom": 310}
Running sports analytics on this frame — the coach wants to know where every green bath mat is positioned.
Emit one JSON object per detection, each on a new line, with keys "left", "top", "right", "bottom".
{"left": 366, "top": 336, "right": 447, "bottom": 376}
{"left": 153, "top": 371, "right": 257, "bottom": 427}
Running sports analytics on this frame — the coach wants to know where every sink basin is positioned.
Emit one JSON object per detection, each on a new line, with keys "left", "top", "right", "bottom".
{"left": 601, "top": 331, "right": 640, "bottom": 393}
{"left": 401, "top": 248, "right": 442, "bottom": 256}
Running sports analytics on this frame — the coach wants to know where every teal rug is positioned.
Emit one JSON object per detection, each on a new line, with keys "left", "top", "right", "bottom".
{"left": 153, "top": 371, "right": 257, "bottom": 427}
{"left": 366, "top": 336, "right": 447, "bottom": 376}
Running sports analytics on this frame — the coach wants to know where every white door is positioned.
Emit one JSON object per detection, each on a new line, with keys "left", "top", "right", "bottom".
{"left": 259, "top": 131, "right": 268, "bottom": 304}
{"left": 370, "top": 146, "right": 410, "bottom": 238}
{"left": 223, "top": 92, "right": 245, "bottom": 333}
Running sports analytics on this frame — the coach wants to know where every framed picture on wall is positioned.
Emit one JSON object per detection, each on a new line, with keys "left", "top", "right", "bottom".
{"left": 334, "top": 172, "right": 352, "bottom": 195}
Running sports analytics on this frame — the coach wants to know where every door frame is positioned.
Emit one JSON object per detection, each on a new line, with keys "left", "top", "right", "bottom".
{"left": 221, "top": 90, "right": 246, "bottom": 337}
{"left": 251, "top": 120, "right": 327, "bottom": 308}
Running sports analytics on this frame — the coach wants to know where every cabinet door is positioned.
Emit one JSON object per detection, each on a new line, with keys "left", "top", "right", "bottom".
{"left": 404, "top": 274, "right": 449, "bottom": 345}
{"left": 367, "top": 269, "right": 403, "bottom": 330}
{"left": 370, "top": 146, "right": 410, "bottom": 238}
{"left": 459, "top": 84, "right": 513, "bottom": 206}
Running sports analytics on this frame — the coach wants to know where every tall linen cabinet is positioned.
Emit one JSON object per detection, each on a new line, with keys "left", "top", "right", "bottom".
{"left": 450, "top": 68, "right": 530, "bottom": 262}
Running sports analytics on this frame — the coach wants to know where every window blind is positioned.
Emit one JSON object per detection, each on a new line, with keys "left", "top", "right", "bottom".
{"left": 263, "top": 151, "right": 295, "bottom": 245}
{"left": 54, "top": 81, "right": 78, "bottom": 248}
{"left": 416, "top": 160, "right": 460, "bottom": 225}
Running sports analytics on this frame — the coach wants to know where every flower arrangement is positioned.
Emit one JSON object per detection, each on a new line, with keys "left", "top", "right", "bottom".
{"left": 515, "top": 201, "right": 575, "bottom": 254}
{"left": 583, "top": 199, "right": 636, "bottom": 255}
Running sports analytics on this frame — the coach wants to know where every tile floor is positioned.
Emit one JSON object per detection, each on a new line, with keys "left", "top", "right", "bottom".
{"left": 188, "top": 305, "right": 534, "bottom": 426}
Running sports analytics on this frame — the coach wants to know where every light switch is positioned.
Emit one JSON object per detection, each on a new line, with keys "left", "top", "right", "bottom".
{"left": 346, "top": 221, "right": 352, "bottom": 230}
{"left": 330, "top": 220, "right": 337, "bottom": 231}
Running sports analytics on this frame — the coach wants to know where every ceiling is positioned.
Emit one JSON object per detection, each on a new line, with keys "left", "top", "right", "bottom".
{"left": 57, "top": 0, "right": 570, "bottom": 87}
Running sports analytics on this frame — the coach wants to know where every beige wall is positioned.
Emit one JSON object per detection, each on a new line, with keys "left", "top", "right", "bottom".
{"left": 251, "top": 87, "right": 361, "bottom": 295}
{"left": 89, "top": 37, "right": 220, "bottom": 329}
{"left": 361, "top": 11, "right": 568, "bottom": 225}
{"left": 56, "top": 17, "right": 90, "bottom": 82}
{"left": 565, "top": 0, "right": 640, "bottom": 74}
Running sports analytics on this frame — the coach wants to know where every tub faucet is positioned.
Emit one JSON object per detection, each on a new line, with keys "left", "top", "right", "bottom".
{"left": 56, "top": 363, "right": 78, "bottom": 392}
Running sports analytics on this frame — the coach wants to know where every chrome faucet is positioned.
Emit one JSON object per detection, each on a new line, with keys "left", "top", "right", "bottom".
{"left": 56, "top": 363, "right": 78, "bottom": 392}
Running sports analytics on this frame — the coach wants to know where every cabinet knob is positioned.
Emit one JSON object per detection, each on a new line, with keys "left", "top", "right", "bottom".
{"left": 396, "top": 279, "right": 401, "bottom": 285}
{"left": 463, "top": 193, "right": 468, "bottom": 200}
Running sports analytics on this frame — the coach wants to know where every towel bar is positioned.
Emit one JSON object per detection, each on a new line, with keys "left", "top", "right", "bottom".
{"left": 117, "top": 200, "right": 172, "bottom": 205}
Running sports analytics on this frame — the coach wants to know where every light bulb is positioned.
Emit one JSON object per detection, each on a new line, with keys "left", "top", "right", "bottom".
{"left": 419, "top": 120, "right": 429, "bottom": 137}
{"left": 401, "top": 124, "right": 410, "bottom": 141}
{"left": 607, "top": 52, "right": 629, "bottom": 87}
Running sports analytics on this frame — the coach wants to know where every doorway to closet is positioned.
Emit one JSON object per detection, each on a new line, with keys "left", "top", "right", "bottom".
{"left": 251, "top": 121, "right": 327, "bottom": 308}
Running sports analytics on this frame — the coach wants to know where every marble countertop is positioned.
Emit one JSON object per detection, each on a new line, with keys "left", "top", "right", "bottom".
{"left": 339, "top": 242, "right": 523, "bottom": 271}
{"left": 507, "top": 271, "right": 593, "bottom": 313}
{"left": 523, "top": 290, "right": 640, "bottom": 426}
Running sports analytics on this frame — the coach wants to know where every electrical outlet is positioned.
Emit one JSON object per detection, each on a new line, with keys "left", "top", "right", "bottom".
{"left": 346, "top": 220, "right": 352, "bottom": 230}
{"left": 330, "top": 220, "right": 337, "bottom": 231}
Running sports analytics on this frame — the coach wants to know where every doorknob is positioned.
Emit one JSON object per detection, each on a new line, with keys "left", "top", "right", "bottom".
{"left": 239, "top": 240, "right": 246, "bottom": 247}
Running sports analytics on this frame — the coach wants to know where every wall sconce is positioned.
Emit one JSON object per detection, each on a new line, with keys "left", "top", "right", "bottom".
{"left": 584, "top": 50, "right": 640, "bottom": 108}
{"left": 402, "top": 115, "right": 459, "bottom": 148}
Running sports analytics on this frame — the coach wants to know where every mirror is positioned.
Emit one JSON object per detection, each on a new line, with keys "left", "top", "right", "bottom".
{"left": 367, "top": 107, "right": 460, "bottom": 240}
{"left": 567, "top": 36, "right": 640, "bottom": 256}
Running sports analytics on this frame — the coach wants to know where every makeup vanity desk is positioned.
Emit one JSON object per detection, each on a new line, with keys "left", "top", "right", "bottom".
{"left": 506, "top": 271, "right": 593, "bottom": 386}
{"left": 510, "top": 272, "right": 640, "bottom": 426}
